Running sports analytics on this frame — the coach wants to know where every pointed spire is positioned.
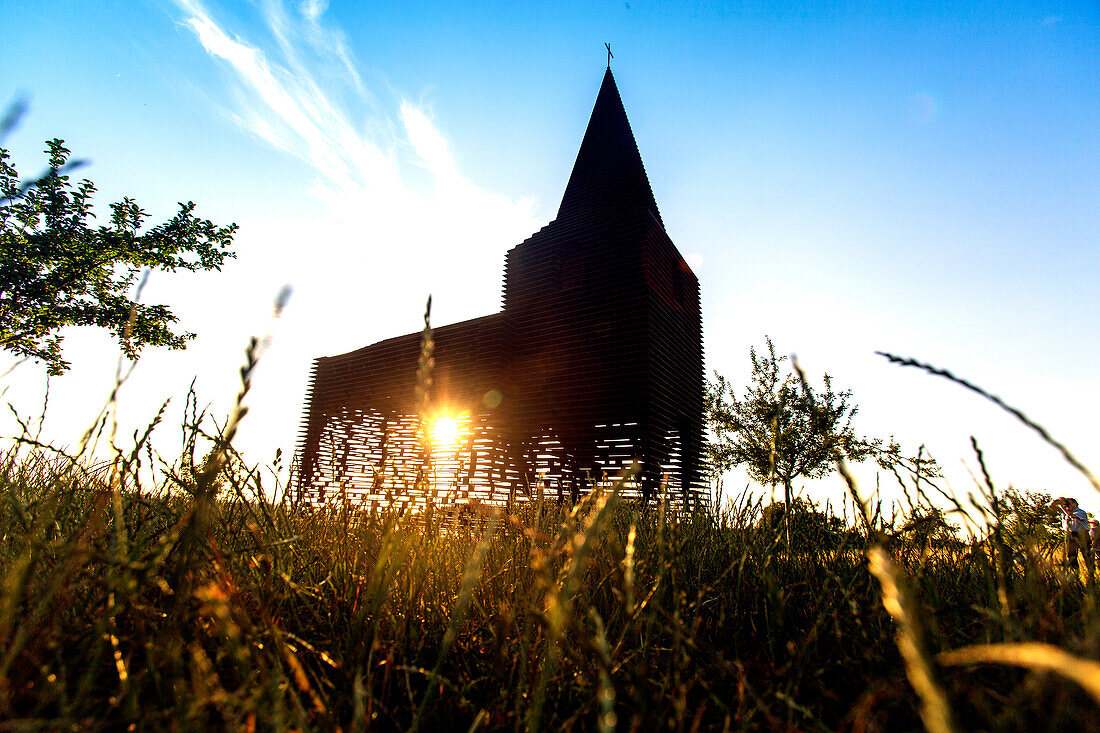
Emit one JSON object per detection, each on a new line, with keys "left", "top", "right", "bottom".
{"left": 556, "top": 69, "right": 663, "bottom": 226}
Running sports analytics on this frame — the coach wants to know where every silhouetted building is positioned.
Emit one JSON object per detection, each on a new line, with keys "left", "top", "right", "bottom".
{"left": 296, "top": 69, "right": 704, "bottom": 507}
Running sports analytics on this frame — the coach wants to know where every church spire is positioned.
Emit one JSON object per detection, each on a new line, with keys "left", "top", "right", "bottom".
{"left": 556, "top": 68, "right": 663, "bottom": 226}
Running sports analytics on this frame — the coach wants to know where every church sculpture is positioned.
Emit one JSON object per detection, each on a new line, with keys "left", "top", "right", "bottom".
{"left": 295, "top": 68, "right": 705, "bottom": 508}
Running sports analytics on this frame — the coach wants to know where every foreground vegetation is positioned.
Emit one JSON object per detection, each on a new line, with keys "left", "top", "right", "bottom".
{"left": 2, "top": 428, "right": 1099, "bottom": 732}
{"left": 2, "top": 299, "right": 1097, "bottom": 731}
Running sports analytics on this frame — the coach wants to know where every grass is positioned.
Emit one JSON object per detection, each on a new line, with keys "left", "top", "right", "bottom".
{"left": 3, "top": 338, "right": 1100, "bottom": 730}
{"left": 2, "top": 445, "right": 1100, "bottom": 731}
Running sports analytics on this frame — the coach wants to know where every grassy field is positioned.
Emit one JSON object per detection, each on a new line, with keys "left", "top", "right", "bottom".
{"left": 2, "top": 423, "right": 1099, "bottom": 732}
{"left": 2, "top": 326, "right": 1099, "bottom": 731}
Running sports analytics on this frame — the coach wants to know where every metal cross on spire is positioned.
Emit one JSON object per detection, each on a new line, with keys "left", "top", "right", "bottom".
{"left": 605, "top": 43, "right": 614, "bottom": 70}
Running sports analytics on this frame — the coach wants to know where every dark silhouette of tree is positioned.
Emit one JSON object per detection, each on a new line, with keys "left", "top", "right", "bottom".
{"left": 0, "top": 139, "right": 236, "bottom": 374}
{"left": 757, "top": 497, "right": 854, "bottom": 550}
{"left": 706, "top": 337, "right": 878, "bottom": 547}
{"left": 894, "top": 506, "right": 960, "bottom": 553}
{"left": 999, "top": 488, "right": 1061, "bottom": 556}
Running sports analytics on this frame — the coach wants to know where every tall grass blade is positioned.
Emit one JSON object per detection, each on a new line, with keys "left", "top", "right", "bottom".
{"left": 877, "top": 352, "right": 1100, "bottom": 494}
{"left": 938, "top": 642, "right": 1100, "bottom": 704}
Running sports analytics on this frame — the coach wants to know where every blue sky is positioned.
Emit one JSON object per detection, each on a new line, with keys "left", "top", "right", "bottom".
{"left": 2, "top": 1, "right": 1097, "bottom": 517}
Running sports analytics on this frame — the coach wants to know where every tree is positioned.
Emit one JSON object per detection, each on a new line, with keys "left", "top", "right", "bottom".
{"left": 894, "top": 506, "right": 960, "bottom": 553}
{"left": 998, "top": 488, "right": 1060, "bottom": 558}
{"left": 0, "top": 139, "right": 236, "bottom": 374}
{"left": 757, "top": 497, "right": 853, "bottom": 550}
{"left": 706, "top": 337, "right": 878, "bottom": 547}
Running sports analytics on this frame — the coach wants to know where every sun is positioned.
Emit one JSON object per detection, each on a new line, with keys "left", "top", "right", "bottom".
{"left": 429, "top": 415, "right": 463, "bottom": 451}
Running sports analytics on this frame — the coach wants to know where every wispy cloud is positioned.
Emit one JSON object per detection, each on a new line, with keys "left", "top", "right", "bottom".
{"left": 169, "top": 0, "right": 541, "bottom": 461}
{"left": 299, "top": 0, "right": 328, "bottom": 22}
{"left": 176, "top": 0, "right": 398, "bottom": 203}
{"left": 172, "top": 0, "right": 537, "bottom": 314}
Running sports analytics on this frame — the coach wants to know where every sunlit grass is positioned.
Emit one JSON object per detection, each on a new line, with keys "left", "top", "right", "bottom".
{"left": 3, "top": 328, "right": 1100, "bottom": 729}
{"left": 2, "top": 427, "right": 1098, "bottom": 730}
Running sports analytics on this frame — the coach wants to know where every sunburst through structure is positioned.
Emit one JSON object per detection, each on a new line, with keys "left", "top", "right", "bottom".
{"left": 429, "top": 415, "right": 466, "bottom": 453}
{"left": 295, "top": 67, "right": 705, "bottom": 510}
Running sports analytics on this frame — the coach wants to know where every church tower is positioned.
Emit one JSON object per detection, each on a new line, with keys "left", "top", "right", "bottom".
{"left": 501, "top": 69, "right": 703, "bottom": 498}
{"left": 296, "top": 68, "right": 704, "bottom": 507}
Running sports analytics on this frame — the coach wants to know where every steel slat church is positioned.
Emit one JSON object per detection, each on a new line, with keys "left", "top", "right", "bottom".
{"left": 296, "top": 68, "right": 705, "bottom": 508}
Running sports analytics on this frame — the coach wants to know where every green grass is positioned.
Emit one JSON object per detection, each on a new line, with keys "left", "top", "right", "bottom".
{"left": 3, "top": 325, "right": 1099, "bottom": 731}
{"left": 2, "top": 432, "right": 1100, "bottom": 732}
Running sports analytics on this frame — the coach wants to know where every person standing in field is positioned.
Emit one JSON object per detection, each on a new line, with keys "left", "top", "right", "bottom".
{"left": 1050, "top": 497, "right": 1093, "bottom": 583}
{"left": 1090, "top": 518, "right": 1100, "bottom": 569}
